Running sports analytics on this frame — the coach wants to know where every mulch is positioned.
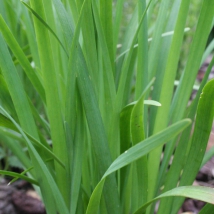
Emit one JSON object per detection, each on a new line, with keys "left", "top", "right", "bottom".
{"left": 0, "top": 179, "right": 46, "bottom": 214}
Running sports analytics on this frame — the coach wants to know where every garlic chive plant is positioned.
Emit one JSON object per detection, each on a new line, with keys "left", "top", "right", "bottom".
{"left": 0, "top": 0, "right": 213, "bottom": 213}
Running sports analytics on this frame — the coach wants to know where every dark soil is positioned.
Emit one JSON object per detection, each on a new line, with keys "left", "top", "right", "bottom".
{"left": 0, "top": 179, "right": 46, "bottom": 214}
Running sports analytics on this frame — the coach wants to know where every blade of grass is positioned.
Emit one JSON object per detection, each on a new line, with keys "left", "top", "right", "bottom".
{"left": 135, "top": 0, "right": 148, "bottom": 99}
{"left": 67, "top": 0, "right": 120, "bottom": 212}
{"left": 92, "top": 1, "right": 116, "bottom": 101}
{"left": 69, "top": 92, "right": 85, "bottom": 214}
{"left": 92, "top": 0, "right": 118, "bottom": 160}
{"left": 130, "top": 92, "right": 148, "bottom": 209}
{"left": 158, "top": 56, "right": 214, "bottom": 199}
{"left": 119, "top": 78, "right": 157, "bottom": 210}
{"left": 115, "top": 5, "right": 137, "bottom": 86}
{"left": 202, "top": 38, "right": 214, "bottom": 64}
{"left": 170, "top": 0, "right": 214, "bottom": 122}
{"left": 86, "top": 119, "right": 191, "bottom": 214}
{"left": 116, "top": 0, "right": 153, "bottom": 110}
{"left": 119, "top": 102, "right": 134, "bottom": 210}
{"left": 201, "top": 146, "right": 214, "bottom": 168}
{"left": 113, "top": 0, "right": 125, "bottom": 55}
{"left": 158, "top": 57, "right": 214, "bottom": 213}
{"left": 100, "top": 0, "right": 114, "bottom": 72}
{"left": 0, "top": 15, "right": 45, "bottom": 103}
{"left": 0, "top": 33, "right": 39, "bottom": 139}
{"left": 199, "top": 203, "right": 214, "bottom": 214}
{"left": 0, "top": 112, "right": 64, "bottom": 168}
{"left": 67, "top": 0, "right": 78, "bottom": 25}
{"left": 0, "top": 106, "right": 69, "bottom": 214}
{"left": 0, "top": 170, "right": 38, "bottom": 185}
{"left": 172, "top": 79, "right": 214, "bottom": 213}
{"left": 8, "top": 166, "right": 34, "bottom": 185}
{"left": 29, "top": 0, "right": 69, "bottom": 206}
{"left": 0, "top": 74, "right": 15, "bottom": 116}
{"left": 147, "top": 0, "right": 171, "bottom": 81}
{"left": 79, "top": 0, "right": 99, "bottom": 98}
{"left": 125, "top": 79, "right": 156, "bottom": 209}
{"left": 51, "top": 0, "right": 77, "bottom": 139}
{"left": 147, "top": 0, "right": 191, "bottom": 205}
{"left": 21, "top": 1, "right": 68, "bottom": 57}
{"left": 53, "top": 0, "right": 74, "bottom": 49}
{"left": 0, "top": 132, "right": 31, "bottom": 170}
{"left": 20, "top": 4, "right": 41, "bottom": 69}
{"left": 148, "top": 0, "right": 183, "bottom": 136}
{"left": 116, "top": 28, "right": 190, "bottom": 62}
{"left": 134, "top": 186, "right": 214, "bottom": 214}
{"left": 0, "top": 1, "right": 7, "bottom": 23}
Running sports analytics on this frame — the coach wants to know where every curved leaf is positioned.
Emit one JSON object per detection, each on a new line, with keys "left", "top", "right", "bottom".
{"left": 0, "top": 106, "right": 69, "bottom": 214}
{"left": 21, "top": 1, "right": 68, "bottom": 57}
{"left": 172, "top": 79, "right": 214, "bottom": 212}
{"left": 0, "top": 15, "right": 46, "bottom": 103}
{"left": 0, "top": 170, "right": 38, "bottom": 185}
{"left": 86, "top": 119, "right": 191, "bottom": 214}
{"left": 134, "top": 186, "right": 214, "bottom": 214}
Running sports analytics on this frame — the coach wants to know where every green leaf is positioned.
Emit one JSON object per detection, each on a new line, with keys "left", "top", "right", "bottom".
{"left": 8, "top": 166, "right": 33, "bottom": 184}
{"left": 0, "top": 33, "right": 38, "bottom": 139}
{"left": 116, "top": 0, "right": 153, "bottom": 109}
{"left": 134, "top": 186, "right": 214, "bottom": 214}
{"left": 172, "top": 79, "right": 214, "bottom": 212}
{"left": 0, "top": 112, "right": 64, "bottom": 168}
{"left": 0, "top": 170, "right": 38, "bottom": 185}
{"left": 0, "top": 15, "right": 46, "bottom": 103}
{"left": 199, "top": 203, "right": 214, "bottom": 214}
{"left": 170, "top": 0, "right": 214, "bottom": 122}
{"left": 158, "top": 56, "right": 214, "bottom": 214}
{"left": 0, "top": 106, "right": 69, "bottom": 214}
{"left": 21, "top": 1, "right": 68, "bottom": 57}
{"left": 66, "top": 0, "right": 120, "bottom": 212}
{"left": 100, "top": 0, "right": 114, "bottom": 70}
{"left": 147, "top": 0, "right": 191, "bottom": 204}
{"left": 29, "top": 0, "right": 69, "bottom": 206}
{"left": 86, "top": 119, "right": 191, "bottom": 213}
{"left": 135, "top": 0, "right": 148, "bottom": 99}
{"left": 130, "top": 91, "right": 147, "bottom": 208}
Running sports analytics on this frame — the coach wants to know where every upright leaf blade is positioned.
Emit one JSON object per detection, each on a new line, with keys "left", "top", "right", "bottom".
{"left": 172, "top": 79, "right": 214, "bottom": 213}
{"left": 0, "top": 34, "right": 38, "bottom": 139}
{"left": 29, "top": 0, "right": 69, "bottom": 206}
{"left": 86, "top": 119, "right": 191, "bottom": 213}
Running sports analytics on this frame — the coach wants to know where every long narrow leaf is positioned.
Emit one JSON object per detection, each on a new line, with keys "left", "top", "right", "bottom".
{"left": 0, "top": 170, "right": 38, "bottom": 185}
{"left": 0, "top": 106, "right": 69, "bottom": 214}
{"left": 86, "top": 119, "right": 191, "bottom": 214}
{"left": 172, "top": 79, "right": 214, "bottom": 212}
{"left": 134, "top": 186, "right": 214, "bottom": 214}
{"left": 0, "top": 15, "right": 45, "bottom": 103}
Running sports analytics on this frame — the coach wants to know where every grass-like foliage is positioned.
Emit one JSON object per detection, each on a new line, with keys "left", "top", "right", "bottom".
{"left": 0, "top": 0, "right": 214, "bottom": 213}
